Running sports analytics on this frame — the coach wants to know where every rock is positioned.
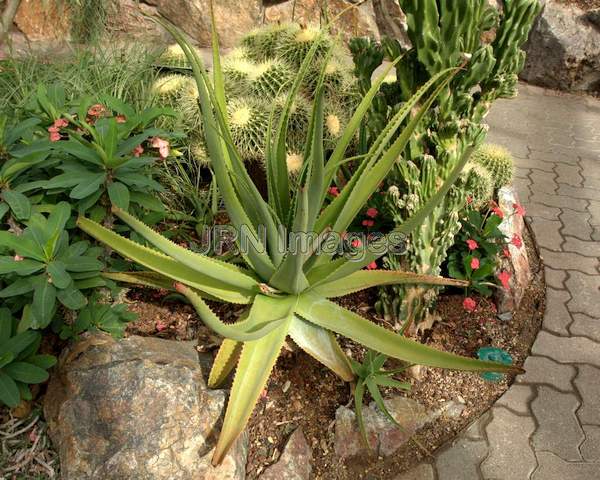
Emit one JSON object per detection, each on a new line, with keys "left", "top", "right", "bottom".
{"left": 259, "top": 428, "right": 312, "bottom": 480}
{"left": 495, "top": 186, "right": 532, "bottom": 314}
{"left": 264, "top": 0, "right": 380, "bottom": 41}
{"left": 521, "top": 0, "right": 600, "bottom": 94}
{"left": 13, "top": 0, "right": 71, "bottom": 42}
{"left": 334, "top": 396, "right": 430, "bottom": 459}
{"left": 44, "top": 333, "right": 248, "bottom": 480}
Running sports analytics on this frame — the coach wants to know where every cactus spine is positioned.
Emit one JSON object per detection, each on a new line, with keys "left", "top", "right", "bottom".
{"left": 472, "top": 143, "right": 514, "bottom": 189}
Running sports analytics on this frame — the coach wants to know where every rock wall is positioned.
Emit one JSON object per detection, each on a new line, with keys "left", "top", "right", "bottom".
{"left": 521, "top": 0, "right": 600, "bottom": 94}
{"left": 3, "top": 0, "right": 380, "bottom": 56}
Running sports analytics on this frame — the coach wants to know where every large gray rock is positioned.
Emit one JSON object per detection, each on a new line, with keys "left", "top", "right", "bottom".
{"left": 521, "top": 1, "right": 600, "bottom": 93}
{"left": 334, "top": 396, "right": 465, "bottom": 459}
{"left": 44, "top": 333, "right": 247, "bottom": 480}
{"left": 259, "top": 428, "right": 312, "bottom": 480}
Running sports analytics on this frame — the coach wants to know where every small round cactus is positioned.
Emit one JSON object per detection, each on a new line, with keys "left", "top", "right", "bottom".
{"left": 177, "top": 77, "right": 203, "bottom": 131}
{"left": 241, "top": 23, "right": 296, "bottom": 61}
{"left": 223, "top": 56, "right": 294, "bottom": 98}
{"left": 472, "top": 143, "right": 514, "bottom": 189}
{"left": 151, "top": 74, "right": 190, "bottom": 102}
{"left": 273, "top": 94, "right": 311, "bottom": 153}
{"left": 461, "top": 162, "right": 494, "bottom": 210}
{"left": 156, "top": 44, "right": 193, "bottom": 70}
{"left": 275, "top": 24, "right": 331, "bottom": 67}
{"left": 227, "top": 97, "right": 271, "bottom": 162}
{"left": 188, "top": 134, "right": 210, "bottom": 167}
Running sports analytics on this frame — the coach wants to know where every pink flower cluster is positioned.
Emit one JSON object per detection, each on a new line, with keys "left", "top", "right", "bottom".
{"left": 48, "top": 118, "right": 68, "bottom": 142}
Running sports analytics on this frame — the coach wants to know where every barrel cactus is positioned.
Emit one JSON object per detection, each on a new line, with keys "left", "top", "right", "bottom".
{"left": 461, "top": 162, "right": 494, "bottom": 210}
{"left": 241, "top": 23, "right": 296, "bottom": 61}
{"left": 227, "top": 97, "right": 271, "bottom": 162}
{"left": 472, "top": 143, "right": 514, "bottom": 188}
{"left": 156, "top": 44, "right": 193, "bottom": 70}
{"left": 275, "top": 24, "right": 332, "bottom": 67}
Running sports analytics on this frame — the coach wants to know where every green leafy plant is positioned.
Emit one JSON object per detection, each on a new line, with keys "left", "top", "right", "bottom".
{"left": 447, "top": 207, "right": 507, "bottom": 296}
{"left": 59, "top": 298, "right": 137, "bottom": 339}
{"left": 351, "top": 351, "right": 411, "bottom": 447}
{"left": 0, "top": 202, "right": 104, "bottom": 330}
{"left": 76, "top": 14, "right": 520, "bottom": 465}
{"left": 34, "top": 87, "right": 172, "bottom": 220}
{"left": 0, "top": 308, "right": 56, "bottom": 408}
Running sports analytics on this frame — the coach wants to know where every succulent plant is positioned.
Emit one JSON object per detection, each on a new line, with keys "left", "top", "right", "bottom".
{"left": 241, "top": 23, "right": 296, "bottom": 61}
{"left": 472, "top": 143, "right": 514, "bottom": 189}
{"left": 155, "top": 44, "right": 193, "bottom": 70}
{"left": 275, "top": 24, "right": 332, "bottom": 67}
{"left": 227, "top": 97, "right": 271, "bottom": 162}
{"left": 461, "top": 162, "right": 494, "bottom": 210}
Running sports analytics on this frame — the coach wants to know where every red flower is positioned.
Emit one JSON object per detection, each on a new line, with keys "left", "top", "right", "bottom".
{"left": 362, "top": 219, "right": 375, "bottom": 228}
{"left": 466, "top": 239, "right": 478, "bottom": 251}
{"left": 463, "top": 297, "right": 477, "bottom": 312}
{"left": 366, "top": 261, "right": 378, "bottom": 270}
{"left": 513, "top": 203, "right": 526, "bottom": 216}
{"left": 116, "top": 114, "right": 127, "bottom": 123}
{"left": 155, "top": 320, "right": 167, "bottom": 332}
{"left": 87, "top": 103, "right": 106, "bottom": 117}
{"left": 466, "top": 195, "right": 473, "bottom": 205}
{"left": 53, "top": 118, "right": 69, "bottom": 128}
{"left": 132, "top": 145, "right": 144, "bottom": 158}
{"left": 503, "top": 247, "right": 511, "bottom": 258}
{"left": 491, "top": 206, "right": 504, "bottom": 218}
{"left": 328, "top": 186, "right": 340, "bottom": 197}
{"left": 497, "top": 270, "right": 511, "bottom": 289}
{"left": 471, "top": 257, "right": 480, "bottom": 269}
{"left": 366, "top": 207, "right": 378, "bottom": 218}
{"left": 49, "top": 130, "right": 61, "bottom": 142}
{"left": 351, "top": 239, "right": 362, "bottom": 248}
{"left": 151, "top": 137, "right": 170, "bottom": 159}
{"left": 511, "top": 234, "right": 522, "bottom": 248}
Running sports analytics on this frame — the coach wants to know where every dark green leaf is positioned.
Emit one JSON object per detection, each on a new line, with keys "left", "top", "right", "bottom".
{"left": 4, "top": 362, "right": 49, "bottom": 384}
{"left": 47, "top": 261, "right": 72, "bottom": 289}
{"left": 0, "top": 371, "right": 20, "bottom": 407}
{"left": 2, "top": 190, "right": 31, "bottom": 220}
{"left": 108, "top": 182, "right": 130, "bottom": 210}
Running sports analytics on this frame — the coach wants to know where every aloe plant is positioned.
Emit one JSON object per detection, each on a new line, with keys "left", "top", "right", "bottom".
{"left": 76, "top": 12, "right": 521, "bottom": 465}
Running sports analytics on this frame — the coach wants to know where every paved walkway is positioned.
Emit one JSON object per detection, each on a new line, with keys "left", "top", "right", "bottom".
{"left": 399, "top": 84, "right": 600, "bottom": 480}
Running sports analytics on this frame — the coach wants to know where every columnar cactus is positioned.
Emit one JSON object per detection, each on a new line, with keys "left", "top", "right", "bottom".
{"left": 356, "top": 0, "right": 541, "bottom": 329}
{"left": 472, "top": 143, "right": 514, "bottom": 189}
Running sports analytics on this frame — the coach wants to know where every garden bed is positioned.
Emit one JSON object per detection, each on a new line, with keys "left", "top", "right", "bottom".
{"left": 116, "top": 216, "right": 545, "bottom": 479}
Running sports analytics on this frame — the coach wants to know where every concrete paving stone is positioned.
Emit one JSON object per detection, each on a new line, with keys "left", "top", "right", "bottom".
{"left": 512, "top": 177, "right": 532, "bottom": 202}
{"left": 531, "top": 386, "right": 584, "bottom": 461}
{"left": 530, "top": 192, "right": 588, "bottom": 211}
{"left": 516, "top": 356, "right": 577, "bottom": 391}
{"left": 528, "top": 170, "right": 558, "bottom": 194}
{"left": 593, "top": 227, "right": 600, "bottom": 241}
{"left": 559, "top": 210, "right": 594, "bottom": 241}
{"left": 557, "top": 184, "right": 600, "bottom": 201}
{"left": 565, "top": 272, "right": 600, "bottom": 318}
{"left": 525, "top": 202, "right": 562, "bottom": 220}
{"left": 544, "top": 289, "right": 572, "bottom": 336}
{"left": 532, "top": 331, "right": 600, "bottom": 366}
{"left": 528, "top": 146, "right": 580, "bottom": 166}
{"left": 580, "top": 425, "right": 600, "bottom": 462}
{"left": 539, "top": 249, "right": 599, "bottom": 275}
{"left": 393, "top": 463, "right": 435, "bottom": 480}
{"left": 544, "top": 267, "right": 567, "bottom": 289}
{"left": 588, "top": 200, "right": 600, "bottom": 226}
{"left": 570, "top": 313, "right": 600, "bottom": 343}
{"left": 583, "top": 176, "right": 600, "bottom": 190}
{"left": 532, "top": 451, "right": 599, "bottom": 480}
{"left": 580, "top": 159, "right": 600, "bottom": 180}
{"left": 514, "top": 156, "right": 556, "bottom": 172}
{"left": 480, "top": 408, "right": 536, "bottom": 480}
{"left": 573, "top": 365, "right": 600, "bottom": 425}
{"left": 562, "top": 236, "right": 600, "bottom": 258}
{"left": 529, "top": 217, "right": 563, "bottom": 250}
{"left": 435, "top": 437, "right": 487, "bottom": 480}
{"left": 514, "top": 166, "right": 531, "bottom": 180}
{"left": 555, "top": 163, "right": 584, "bottom": 187}
{"left": 495, "top": 385, "right": 535, "bottom": 415}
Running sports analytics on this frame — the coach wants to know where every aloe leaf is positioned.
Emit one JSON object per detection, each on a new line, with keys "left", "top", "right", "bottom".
{"left": 212, "top": 302, "right": 293, "bottom": 465}
{"left": 102, "top": 271, "right": 176, "bottom": 290}
{"left": 289, "top": 315, "right": 354, "bottom": 382}
{"left": 297, "top": 293, "right": 521, "bottom": 374}
{"left": 77, "top": 217, "right": 253, "bottom": 304}
{"left": 208, "top": 339, "right": 242, "bottom": 388}
{"left": 354, "top": 380, "right": 370, "bottom": 449}
{"left": 175, "top": 284, "right": 292, "bottom": 342}
{"left": 112, "top": 207, "right": 258, "bottom": 290}
{"left": 311, "top": 270, "right": 469, "bottom": 296}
